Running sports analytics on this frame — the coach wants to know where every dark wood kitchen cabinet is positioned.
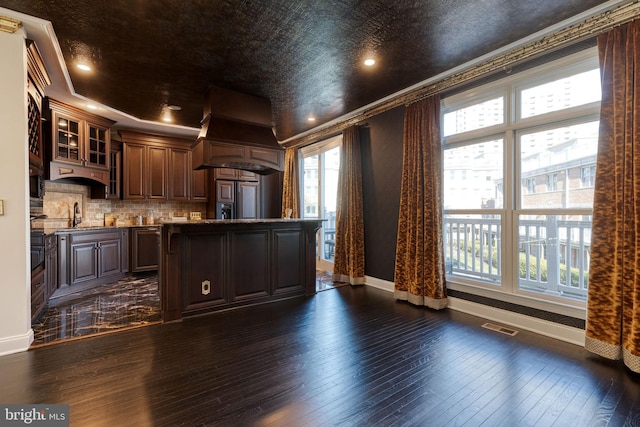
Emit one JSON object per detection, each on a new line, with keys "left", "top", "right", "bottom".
{"left": 26, "top": 40, "right": 50, "bottom": 172}
{"left": 122, "top": 142, "right": 167, "bottom": 200}
{"left": 237, "top": 181, "right": 260, "bottom": 219}
{"left": 56, "top": 228, "right": 129, "bottom": 296}
{"left": 31, "top": 268, "right": 45, "bottom": 322}
{"left": 161, "top": 219, "right": 322, "bottom": 321}
{"left": 30, "top": 231, "right": 45, "bottom": 271}
{"left": 216, "top": 180, "right": 235, "bottom": 203}
{"left": 45, "top": 98, "right": 115, "bottom": 186}
{"left": 30, "top": 231, "right": 46, "bottom": 321}
{"left": 215, "top": 168, "right": 258, "bottom": 181}
{"left": 191, "top": 167, "right": 208, "bottom": 201}
{"left": 168, "top": 147, "right": 209, "bottom": 201}
{"left": 30, "top": 232, "right": 58, "bottom": 321}
{"left": 70, "top": 233, "right": 122, "bottom": 285}
{"left": 130, "top": 227, "right": 160, "bottom": 272}
{"left": 91, "top": 141, "right": 122, "bottom": 199}
{"left": 169, "top": 147, "right": 190, "bottom": 201}
{"left": 120, "top": 130, "right": 207, "bottom": 202}
{"left": 45, "top": 234, "right": 58, "bottom": 299}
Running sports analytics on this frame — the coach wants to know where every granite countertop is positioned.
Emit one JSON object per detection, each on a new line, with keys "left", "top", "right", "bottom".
{"left": 33, "top": 219, "right": 325, "bottom": 235}
{"left": 159, "top": 218, "right": 326, "bottom": 225}
{"left": 34, "top": 224, "right": 161, "bottom": 236}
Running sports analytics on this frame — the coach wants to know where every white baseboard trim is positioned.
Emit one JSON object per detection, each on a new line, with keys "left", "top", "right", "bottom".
{"left": 362, "top": 276, "right": 585, "bottom": 347}
{"left": 0, "top": 328, "right": 33, "bottom": 357}
{"left": 364, "top": 275, "right": 394, "bottom": 292}
{"left": 447, "top": 297, "right": 585, "bottom": 346}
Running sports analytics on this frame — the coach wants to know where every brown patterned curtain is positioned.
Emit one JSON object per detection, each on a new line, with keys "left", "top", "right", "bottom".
{"left": 585, "top": 20, "right": 640, "bottom": 373}
{"left": 281, "top": 147, "right": 300, "bottom": 219}
{"left": 333, "top": 126, "right": 365, "bottom": 285}
{"left": 394, "top": 96, "right": 447, "bottom": 309}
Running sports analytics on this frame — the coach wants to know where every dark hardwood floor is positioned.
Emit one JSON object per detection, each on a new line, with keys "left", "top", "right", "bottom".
{"left": 2, "top": 285, "right": 640, "bottom": 426}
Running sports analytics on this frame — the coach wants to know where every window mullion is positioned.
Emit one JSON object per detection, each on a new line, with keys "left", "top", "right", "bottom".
{"left": 504, "top": 128, "right": 516, "bottom": 294}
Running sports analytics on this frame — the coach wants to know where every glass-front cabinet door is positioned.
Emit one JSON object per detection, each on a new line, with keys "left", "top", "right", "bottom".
{"left": 47, "top": 98, "right": 113, "bottom": 172}
{"left": 54, "top": 114, "right": 81, "bottom": 164}
{"left": 86, "top": 123, "right": 109, "bottom": 169}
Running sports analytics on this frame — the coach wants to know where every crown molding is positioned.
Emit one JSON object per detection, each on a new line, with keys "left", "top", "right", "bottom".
{"left": 0, "top": 15, "right": 21, "bottom": 33}
{"left": 283, "top": 0, "right": 639, "bottom": 148}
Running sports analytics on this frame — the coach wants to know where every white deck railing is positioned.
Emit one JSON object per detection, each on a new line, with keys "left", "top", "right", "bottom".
{"left": 444, "top": 216, "right": 590, "bottom": 298}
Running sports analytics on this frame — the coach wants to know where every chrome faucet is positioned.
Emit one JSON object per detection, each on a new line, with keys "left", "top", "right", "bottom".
{"left": 72, "top": 202, "right": 82, "bottom": 227}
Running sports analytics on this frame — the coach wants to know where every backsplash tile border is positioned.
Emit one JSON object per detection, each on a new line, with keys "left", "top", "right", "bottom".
{"left": 33, "top": 180, "right": 206, "bottom": 228}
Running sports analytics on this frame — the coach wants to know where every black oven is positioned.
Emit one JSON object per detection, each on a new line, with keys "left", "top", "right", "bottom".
{"left": 30, "top": 229, "right": 45, "bottom": 272}
{"left": 29, "top": 166, "right": 44, "bottom": 208}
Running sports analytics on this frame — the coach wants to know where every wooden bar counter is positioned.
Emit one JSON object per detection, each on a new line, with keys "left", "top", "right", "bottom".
{"left": 160, "top": 219, "right": 323, "bottom": 321}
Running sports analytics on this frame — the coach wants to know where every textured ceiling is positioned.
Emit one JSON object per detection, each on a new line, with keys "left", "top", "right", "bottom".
{"left": 0, "top": 0, "right": 611, "bottom": 141}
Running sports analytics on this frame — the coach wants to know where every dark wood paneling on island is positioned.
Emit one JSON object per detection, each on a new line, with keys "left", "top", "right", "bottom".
{"left": 161, "top": 219, "right": 322, "bottom": 321}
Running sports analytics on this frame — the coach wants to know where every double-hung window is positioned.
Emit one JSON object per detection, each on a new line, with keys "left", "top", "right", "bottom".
{"left": 442, "top": 48, "right": 600, "bottom": 309}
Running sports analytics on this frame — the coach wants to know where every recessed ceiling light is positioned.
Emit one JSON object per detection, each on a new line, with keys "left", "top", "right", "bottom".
{"left": 307, "top": 117, "right": 316, "bottom": 122}
{"left": 161, "top": 105, "right": 177, "bottom": 123}
{"left": 364, "top": 58, "right": 375, "bottom": 66}
{"left": 77, "top": 63, "right": 91, "bottom": 71}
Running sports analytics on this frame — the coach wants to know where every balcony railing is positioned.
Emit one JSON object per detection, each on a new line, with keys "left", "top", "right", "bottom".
{"left": 444, "top": 215, "right": 590, "bottom": 299}
{"left": 444, "top": 216, "right": 502, "bottom": 283}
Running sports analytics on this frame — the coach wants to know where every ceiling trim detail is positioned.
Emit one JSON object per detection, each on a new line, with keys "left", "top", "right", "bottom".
{"left": 284, "top": 0, "right": 640, "bottom": 148}
{"left": 0, "top": 15, "right": 20, "bottom": 33}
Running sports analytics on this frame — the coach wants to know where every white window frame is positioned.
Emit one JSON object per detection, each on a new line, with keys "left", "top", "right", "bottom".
{"left": 441, "top": 47, "right": 599, "bottom": 318}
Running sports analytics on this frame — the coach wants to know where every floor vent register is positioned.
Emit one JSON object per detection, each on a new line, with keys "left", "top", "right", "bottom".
{"left": 481, "top": 322, "right": 519, "bottom": 336}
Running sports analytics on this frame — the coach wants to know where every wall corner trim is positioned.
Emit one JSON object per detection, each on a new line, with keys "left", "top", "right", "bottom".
{"left": 364, "top": 275, "right": 394, "bottom": 292}
{"left": 0, "top": 328, "right": 34, "bottom": 357}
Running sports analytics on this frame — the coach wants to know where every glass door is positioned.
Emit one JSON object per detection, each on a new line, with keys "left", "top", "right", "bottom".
{"left": 301, "top": 135, "right": 341, "bottom": 272}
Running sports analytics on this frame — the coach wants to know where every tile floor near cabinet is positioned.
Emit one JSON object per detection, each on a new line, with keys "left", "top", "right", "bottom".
{"left": 31, "top": 274, "right": 161, "bottom": 347}
{"left": 31, "top": 270, "right": 346, "bottom": 347}
{"left": 316, "top": 269, "right": 348, "bottom": 292}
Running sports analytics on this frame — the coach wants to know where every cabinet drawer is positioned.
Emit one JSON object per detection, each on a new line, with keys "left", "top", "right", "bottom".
{"left": 68, "top": 230, "right": 121, "bottom": 244}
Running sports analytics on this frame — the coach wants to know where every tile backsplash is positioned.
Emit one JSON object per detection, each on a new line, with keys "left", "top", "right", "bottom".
{"left": 35, "top": 181, "right": 206, "bottom": 228}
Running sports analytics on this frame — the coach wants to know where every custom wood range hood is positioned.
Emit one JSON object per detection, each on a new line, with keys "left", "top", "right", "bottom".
{"left": 191, "top": 86, "right": 285, "bottom": 175}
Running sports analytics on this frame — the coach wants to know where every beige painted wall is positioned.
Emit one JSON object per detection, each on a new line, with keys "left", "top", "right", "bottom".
{"left": 0, "top": 28, "right": 32, "bottom": 355}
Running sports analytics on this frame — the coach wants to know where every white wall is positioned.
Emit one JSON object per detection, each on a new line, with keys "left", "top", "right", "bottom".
{"left": 0, "top": 28, "right": 33, "bottom": 355}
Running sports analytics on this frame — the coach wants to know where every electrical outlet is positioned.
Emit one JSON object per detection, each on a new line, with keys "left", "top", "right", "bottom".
{"left": 0, "top": 199, "right": 4, "bottom": 215}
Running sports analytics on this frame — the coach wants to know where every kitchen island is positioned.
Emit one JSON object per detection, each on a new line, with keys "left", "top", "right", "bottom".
{"left": 160, "top": 218, "right": 323, "bottom": 321}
